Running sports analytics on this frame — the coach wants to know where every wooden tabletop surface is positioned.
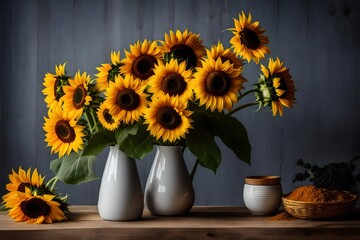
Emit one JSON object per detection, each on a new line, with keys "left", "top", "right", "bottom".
{"left": 1, "top": 205, "right": 359, "bottom": 240}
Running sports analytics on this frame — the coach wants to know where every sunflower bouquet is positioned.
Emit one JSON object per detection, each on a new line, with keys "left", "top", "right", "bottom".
{"left": 42, "top": 12, "right": 296, "bottom": 184}
{"left": 1, "top": 167, "right": 69, "bottom": 224}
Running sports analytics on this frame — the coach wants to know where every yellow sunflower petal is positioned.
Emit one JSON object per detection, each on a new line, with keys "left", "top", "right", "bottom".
{"left": 42, "top": 63, "right": 69, "bottom": 110}
{"left": 144, "top": 95, "right": 193, "bottom": 143}
{"left": 120, "top": 40, "right": 162, "bottom": 82}
{"left": 61, "top": 71, "right": 92, "bottom": 117}
{"left": 3, "top": 191, "right": 67, "bottom": 224}
{"left": 148, "top": 58, "right": 194, "bottom": 102}
{"left": 229, "top": 12, "right": 270, "bottom": 63}
{"left": 192, "top": 56, "right": 246, "bottom": 112}
{"left": 104, "top": 74, "right": 148, "bottom": 125}
{"left": 159, "top": 29, "right": 206, "bottom": 70}
{"left": 43, "top": 105, "right": 85, "bottom": 157}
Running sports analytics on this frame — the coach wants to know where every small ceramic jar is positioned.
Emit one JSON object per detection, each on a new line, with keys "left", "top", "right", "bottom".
{"left": 243, "top": 176, "right": 282, "bottom": 215}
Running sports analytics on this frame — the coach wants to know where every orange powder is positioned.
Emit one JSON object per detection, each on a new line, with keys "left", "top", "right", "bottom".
{"left": 285, "top": 186, "right": 354, "bottom": 203}
{"left": 268, "top": 211, "right": 297, "bottom": 221}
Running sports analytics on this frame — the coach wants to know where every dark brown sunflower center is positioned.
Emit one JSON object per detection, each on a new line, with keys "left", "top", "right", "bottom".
{"left": 156, "top": 106, "right": 182, "bottom": 130}
{"left": 205, "top": 71, "right": 231, "bottom": 96}
{"left": 170, "top": 44, "right": 197, "bottom": 70}
{"left": 55, "top": 120, "right": 76, "bottom": 143}
{"left": 73, "top": 85, "right": 87, "bottom": 109}
{"left": 17, "top": 183, "right": 31, "bottom": 192}
{"left": 161, "top": 73, "right": 187, "bottom": 96}
{"left": 239, "top": 27, "right": 260, "bottom": 50}
{"left": 116, "top": 88, "right": 140, "bottom": 111}
{"left": 103, "top": 109, "right": 115, "bottom": 124}
{"left": 132, "top": 55, "right": 157, "bottom": 80}
{"left": 276, "top": 77, "right": 288, "bottom": 97}
{"left": 20, "top": 198, "right": 50, "bottom": 218}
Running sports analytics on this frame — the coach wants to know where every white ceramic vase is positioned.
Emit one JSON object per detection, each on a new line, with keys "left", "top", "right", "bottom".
{"left": 98, "top": 146, "right": 144, "bottom": 221}
{"left": 145, "top": 145, "right": 195, "bottom": 216}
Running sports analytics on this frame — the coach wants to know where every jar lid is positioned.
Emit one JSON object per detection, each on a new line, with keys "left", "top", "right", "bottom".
{"left": 245, "top": 176, "right": 281, "bottom": 185}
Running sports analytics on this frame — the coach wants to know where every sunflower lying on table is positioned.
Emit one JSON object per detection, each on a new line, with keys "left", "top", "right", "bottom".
{"left": 1, "top": 167, "right": 69, "bottom": 224}
{"left": 41, "top": 11, "right": 296, "bottom": 185}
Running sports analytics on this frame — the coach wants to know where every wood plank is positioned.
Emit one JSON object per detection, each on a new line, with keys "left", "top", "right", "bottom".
{"left": 0, "top": 206, "right": 360, "bottom": 240}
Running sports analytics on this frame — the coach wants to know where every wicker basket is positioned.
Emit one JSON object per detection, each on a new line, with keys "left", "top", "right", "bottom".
{"left": 282, "top": 193, "right": 358, "bottom": 220}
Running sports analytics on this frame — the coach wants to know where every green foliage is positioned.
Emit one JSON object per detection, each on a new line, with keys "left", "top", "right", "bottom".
{"left": 208, "top": 111, "right": 251, "bottom": 165}
{"left": 82, "top": 130, "right": 116, "bottom": 156}
{"left": 186, "top": 126, "right": 222, "bottom": 173}
{"left": 185, "top": 109, "right": 251, "bottom": 172}
{"left": 50, "top": 151, "right": 98, "bottom": 184}
{"left": 50, "top": 129, "right": 117, "bottom": 184}
{"left": 116, "top": 122, "right": 155, "bottom": 159}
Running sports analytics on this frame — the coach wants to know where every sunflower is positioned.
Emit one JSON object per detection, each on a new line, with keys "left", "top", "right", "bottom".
{"left": 148, "top": 58, "right": 193, "bottom": 101}
{"left": 144, "top": 95, "right": 193, "bottom": 143}
{"left": 61, "top": 71, "right": 92, "bottom": 118}
{"left": 256, "top": 57, "right": 296, "bottom": 116}
{"left": 42, "top": 63, "right": 69, "bottom": 110}
{"left": 120, "top": 40, "right": 162, "bottom": 82}
{"left": 159, "top": 29, "right": 206, "bottom": 70}
{"left": 5, "top": 167, "right": 44, "bottom": 193}
{"left": 192, "top": 57, "right": 246, "bottom": 112}
{"left": 43, "top": 105, "right": 86, "bottom": 157}
{"left": 229, "top": 12, "right": 270, "bottom": 64}
{"left": 97, "top": 102, "right": 120, "bottom": 131}
{"left": 95, "top": 51, "right": 121, "bottom": 91}
{"left": 206, "top": 41, "right": 244, "bottom": 70}
{"left": 3, "top": 187, "right": 66, "bottom": 224}
{"left": 104, "top": 74, "right": 148, "bottom": 125}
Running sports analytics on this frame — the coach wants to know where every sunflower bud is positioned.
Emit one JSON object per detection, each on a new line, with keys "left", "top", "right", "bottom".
{"left": 255, "top": 74, "right": 273, "bottom": 107}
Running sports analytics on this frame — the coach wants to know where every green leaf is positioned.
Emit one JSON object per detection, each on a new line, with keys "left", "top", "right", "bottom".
{"left": 50, "top": 151, "right": 98, "bottom": 184}
{"left": 116, "top": 123, "right": 154, "bottom": 159}
{"left": 115, "top": 123, "right": 139, "bottom": 144}
{"left": 208, "top": 111, "right": 251, "bottom": 165}
{"left": 186, "top": 124, "right": 221, "bottom": 173}
{"left": 82, "top": 130, "right": 116, "bottom": 156}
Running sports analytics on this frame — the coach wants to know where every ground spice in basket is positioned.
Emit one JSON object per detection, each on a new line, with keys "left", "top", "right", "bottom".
{"left": 268, "top": 185, "right": 355, "bottom": 221}
{"left": 285, "top": 186, "right": 354, "bottom": 203}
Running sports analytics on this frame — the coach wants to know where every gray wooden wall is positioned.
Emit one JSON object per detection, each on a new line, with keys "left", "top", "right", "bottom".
{"left": 1, "top": 0, "right": 359, "bottom": 206}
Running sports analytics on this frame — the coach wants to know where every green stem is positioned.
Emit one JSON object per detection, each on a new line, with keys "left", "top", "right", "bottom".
{"left": 238, "top": 89, "right": 258, "bottom": 101}
{"left": 45, "top": 177, "right": 55, "bottom": 188}
{"left": 190, "top": 159, "right": 199, "bottom": 183}
{"left": 46, "top": 177, "right": 59, "bottom": 191}
{"left": 50, "top": 177, "right": 59, "bottom": 192}
{"left": 228, "top": 102, "right": 259, "bottom": 115}
{"left": 84, "top": 111, "right": 94, "bottom": 134}
{"left": 90, "top": 108, "right": 100, "bottom": 132}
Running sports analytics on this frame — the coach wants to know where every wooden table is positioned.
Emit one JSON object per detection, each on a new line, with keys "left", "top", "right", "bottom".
{"left": 0, "top": 206, "right": 359, "bottom": 240}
